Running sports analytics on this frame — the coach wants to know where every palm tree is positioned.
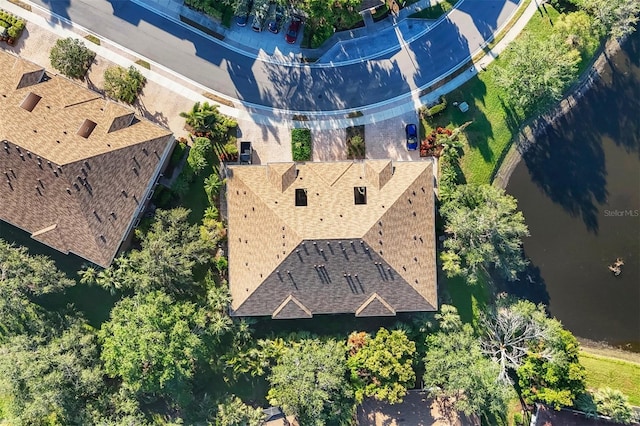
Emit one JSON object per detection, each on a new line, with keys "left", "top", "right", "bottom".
{"left": 179, "top": 102, "right": 237, "bottom": 138}
{"left": 204, "top": 173, "right": 224, "bottom": 204}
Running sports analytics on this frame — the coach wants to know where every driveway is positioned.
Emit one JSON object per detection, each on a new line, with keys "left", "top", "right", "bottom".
{"left": 366, "top": 111, "right": 422, "bottom": 161}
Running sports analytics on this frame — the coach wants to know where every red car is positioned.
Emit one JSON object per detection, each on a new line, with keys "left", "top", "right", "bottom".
{"left": 285, "top": 18, "right": 301, "bottom": 44}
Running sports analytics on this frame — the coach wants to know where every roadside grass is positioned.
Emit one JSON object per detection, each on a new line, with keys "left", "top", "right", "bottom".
{"left": 409, "top": 0, "right": 456, "bottom": 19}
{"left": 580, "top": 352, "right": 640, "bottom": 405}
{"left": 430, "top": 5, "right": 603, "bottom": 184}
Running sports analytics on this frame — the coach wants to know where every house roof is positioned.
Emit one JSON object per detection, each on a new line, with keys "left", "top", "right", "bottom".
{"left": 226, "top": 160, "right": 437, "bottom": 318}
{"left": 0, "top": 50, "right": 173, "bottom": 267}
{"left": 357, "top": 391, "right": 471, "bottom": 426}
{"left": 533, "top": 404, "right": 635, "bottom": 426}
{"left": 358, "top": 0, "right": 385, "bottom": 12}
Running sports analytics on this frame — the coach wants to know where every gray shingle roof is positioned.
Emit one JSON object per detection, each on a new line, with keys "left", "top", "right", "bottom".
{"left": 227, "top": 160, "right": 437, "bottom": 318}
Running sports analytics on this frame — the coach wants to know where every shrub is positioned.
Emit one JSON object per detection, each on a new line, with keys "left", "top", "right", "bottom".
{"left": 223, "top": 142, "right": 238, "bottom": 156}
{"left": 49, "top": 37, "right": 96, "bottom": 79}
{"left": 593, "top": 388, "right": 635, "bottom": 424}
{"left": 103, "top": 65, "right": 146, "bottom": 104}
{"left": 291, "top": 128, "right": 312, "bottom": 161}
{"left": 0, "top": 10, "right": 25, "bottom": 40}
{"left": 171, "top": 175, "right": 190, "bottom": 197}
{"left": 421, "top": 96, "right": 447, "bottom": 117}
{"left": 513, "top": 412, "right": 524, "bottom": 425}
{"left": 187, "top": 137, "right": 212, "bottom": 176}
{"left": 348, "top": 134, "right": 365, "bottom": 159}
{"left": 84, "top": 34, "right": 100, "bottom": 45}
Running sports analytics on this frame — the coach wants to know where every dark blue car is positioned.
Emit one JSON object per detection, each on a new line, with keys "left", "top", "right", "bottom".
{"left": 405, "top": 123, "right": 418, "bottom": 150}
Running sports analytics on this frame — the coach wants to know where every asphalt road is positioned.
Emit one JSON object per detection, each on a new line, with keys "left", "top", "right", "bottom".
{"left": 32, "top": 0, "right": 520, "bottom": 112}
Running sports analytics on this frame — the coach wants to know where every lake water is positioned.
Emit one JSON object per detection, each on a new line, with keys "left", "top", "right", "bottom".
{"left": 506, "top": 32, "right": 640, "bottom": 351}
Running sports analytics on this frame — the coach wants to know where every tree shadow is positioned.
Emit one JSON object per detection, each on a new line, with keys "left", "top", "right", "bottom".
{"left": 494, "top": 260, "right": 550, "bottom": 307}
{"left": 136, "top": 96, "right": 171, "bottom": 130}
{"left": 35, "top": 0, "right": 72, "bottom": 28}
{"left": 2, "top": 27, "right": 30, "bottom": 55}
{"left": 522, "top": 111, "right": 607, "bottom": 234}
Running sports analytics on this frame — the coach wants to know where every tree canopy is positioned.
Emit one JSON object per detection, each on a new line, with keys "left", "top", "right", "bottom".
{"left": 0, "top": 239, "right": 75, "bottom": 341}
{"left": 49, "top": 37, "right": 96, "bottom": 79}
{"left": 494, "top": 32, "right": 580, "bottom": 113}
{"left": 267, "top": 338, "right": 353, "bottom": 426}
{"left": 480, "top": 298, "right": 549, "bottom": 383}
{"left": 423, "top": 323, "right": 513, "bottom": 422}
{"left": 0, "top": 321, "right": 104, "bottom": 425}
{"left": 80, "top": 208, "right": 210, "bottom": 295}
{"left": 267, "top": 339, "right": 353, "bottom": 426}
{"left": 572, "top": 0, "right": 639, "bottom": 38}
{"left": 99, "top": 291, "right": 212, "bottom": 405}
{"left": 179, "top": 102, "right": 237, "bottom": 139}
{"left": 347, "top": 328, "right": 416, "bottom": 404}
{"left": 517, "top": 319, "right": 586, "bottom": 409}
{"left": 103, "top": 65, "right": 146, "bottom": 104}
{"left": 440, "top": 184, "right": 530, "bottom": 284}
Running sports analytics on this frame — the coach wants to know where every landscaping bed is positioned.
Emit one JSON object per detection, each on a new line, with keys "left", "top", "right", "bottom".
{"left": 291, "top": 128, "right": 312, "bottom": 161}
{"left": 0, "top": 9, "right": 26, "bottom": 45}
{"left": 346, "top": 125, "right": 365, "bottom": 160}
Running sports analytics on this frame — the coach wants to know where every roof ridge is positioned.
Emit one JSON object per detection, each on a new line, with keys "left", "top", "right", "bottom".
{"left": 355, "top": 292, "right": 396, "bottom": 316}
{"left": 306, "top": 161, "right": 354, "bottom": 187}
{"left": 272, "top": 294, "right": 312, "bottom": 318}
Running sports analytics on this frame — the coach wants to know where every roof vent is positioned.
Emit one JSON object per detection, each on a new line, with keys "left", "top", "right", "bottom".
{"left": 20, "top": 93, "right": 42, "bottom": 112}
{"left": 77, "top": 119, "right": 97, "bottom": 138}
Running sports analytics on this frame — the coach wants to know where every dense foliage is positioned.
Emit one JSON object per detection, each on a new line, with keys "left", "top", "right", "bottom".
{"left": 80, "top": 208, "right": 210, "bottom": 295}
{"left": 0, "top": 240, "right": 75, "bottom": 341}
{"left": 180, "top": 102, "right": 237, "bottom": 139}
{"left": 440, "top": 184, "right": 530, "bottom": 284}
{"left": 103, "top": 65, "right": 146, "bottom": 104}
{"left": 423, "top": 323, "right": 513, "bottom": 421}
{"left": 291, "top": 128, "right": 312, "bottom": 161}
{"left": 347, "top": 328, "right": 416, "bottom": 404}
{"left": 268, "top": 339, "right": 353, "bottom": 425}
{"left": 99, "top": 291, "right": 211, "bottom": 406}
{"left": 49, "top": 37, "right": 96, "bottom": 79}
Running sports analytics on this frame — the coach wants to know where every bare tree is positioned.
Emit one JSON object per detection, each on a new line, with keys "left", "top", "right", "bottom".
{"left": 479, "top": 298, "right": 550, "bottom": 384}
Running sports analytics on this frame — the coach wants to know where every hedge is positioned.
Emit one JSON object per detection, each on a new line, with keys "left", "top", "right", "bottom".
{"left": 291, "top": 128, "right": 312, "bottom": 161}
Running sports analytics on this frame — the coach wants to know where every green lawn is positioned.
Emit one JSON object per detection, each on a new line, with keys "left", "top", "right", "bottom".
{"left": 580, "top": 352, "right": 640, "bottom": 405}
{"left": 425, "top": 6, "right": 602, "bottom": 184}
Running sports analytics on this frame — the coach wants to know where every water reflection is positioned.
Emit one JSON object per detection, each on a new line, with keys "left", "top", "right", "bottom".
{"left": 507, "top": 32, "right": 640, "bottom": 351}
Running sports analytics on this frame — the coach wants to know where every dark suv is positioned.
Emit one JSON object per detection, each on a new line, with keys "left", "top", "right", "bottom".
{"left": 240, "top": 141, "right": 253, "bottom": 164}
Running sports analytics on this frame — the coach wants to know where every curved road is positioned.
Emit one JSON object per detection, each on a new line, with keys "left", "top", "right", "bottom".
{"left": 33, "top": 0, "right": 520, "bottom": 112}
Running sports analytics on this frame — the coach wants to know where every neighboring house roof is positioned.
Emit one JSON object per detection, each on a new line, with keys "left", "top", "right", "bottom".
{"left": 533, "top": 404, "right": 637, "bottom": 426}
{"left": 0, "top": 50, "right": 173, "bottom": 267}
{"left": 357, "top": 391, "right": 471, "bottom": 426}
{"left": 358, "top": 0, "right": 385, "bottom": 12}
{"left": 226, "top": 160, "right": 437, "bottom": 318}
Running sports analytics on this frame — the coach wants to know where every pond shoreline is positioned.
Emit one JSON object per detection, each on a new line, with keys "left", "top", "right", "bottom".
{"left": 492, "top": 36, "right": 625, "bottom": 189}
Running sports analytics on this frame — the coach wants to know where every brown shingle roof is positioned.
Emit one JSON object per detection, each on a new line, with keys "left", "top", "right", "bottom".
{"left": 0, "top": 50, "right": 173, "bottom": 267}
{"left": 226, "top": 160, "right": 437, "bottom": 317}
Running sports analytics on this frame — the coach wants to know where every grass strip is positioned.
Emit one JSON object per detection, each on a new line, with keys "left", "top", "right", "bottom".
{"left": 580, "top": 351, "right": 640, "bottom": 405}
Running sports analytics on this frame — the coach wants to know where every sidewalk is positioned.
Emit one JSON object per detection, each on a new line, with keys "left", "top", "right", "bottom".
{"left": 1, "top": 0, "right": 538, "bottom": 131}
{"left": 130, "top": 0, "right": 443, "bottom": 64}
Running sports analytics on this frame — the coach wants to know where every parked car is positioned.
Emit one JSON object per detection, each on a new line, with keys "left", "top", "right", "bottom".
{"left": 240, "top": 141, "right": 253, "bottom": 164}
{"left": 405, "top": 123, "right": 418, "bottom": 150}
{"left": 285, "top": 18, "right": 302, "bottom": 44}
{"left": 235, "top": 0, "right": 253, "bottom": 26}
{"left": 251, "top": 14, "right": 265, "bottom": 32}
{"left": 267, "top": 5, "right": 285, "bottom": 34}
